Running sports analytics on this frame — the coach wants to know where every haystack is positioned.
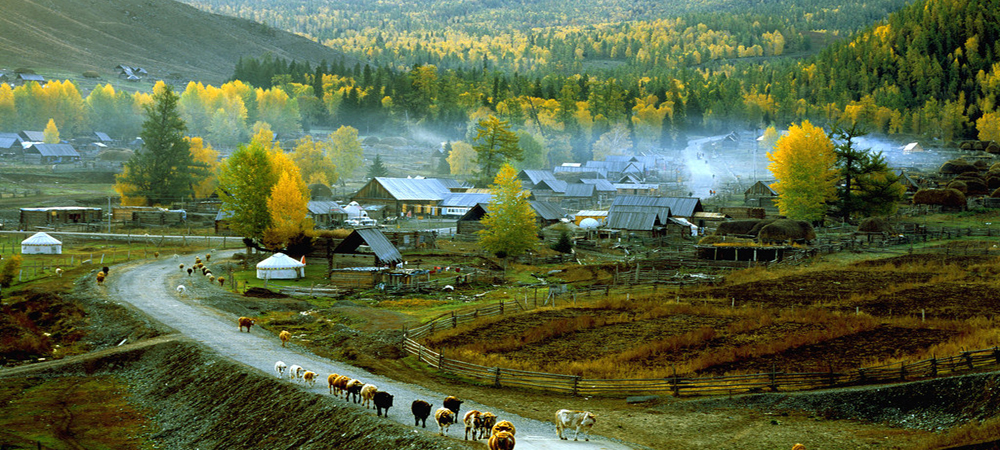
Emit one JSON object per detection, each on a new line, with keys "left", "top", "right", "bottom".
{"left": 986, "top": 175, "right": 1000, "bottom": 191}
{"left": 959, "top": 178, "right": 989, "bottom": 195}
{"left": 715, "top": 219, "right": 773, "bottom": 237}
{"left": 940, "top": 159, "right": 977, "bottom": 175}
{"left": 757, "top": 220, "right": 815, "bottom": 244}
{"left": 857, "top": 217, "right": 895, "bottom": 234}
{"left": 912, "top": 188, "right": 966, "bottom": 207}
{"left": 946, "top": 180, "right": 968, "bottom": 193}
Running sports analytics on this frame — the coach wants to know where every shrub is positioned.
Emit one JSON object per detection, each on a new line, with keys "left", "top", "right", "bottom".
{"left": 551, "top": 231, "right": 573, "bottom": 253}
{"left": 82, "top": 71, "right": 100, "bottom": 78}
{"left": 0, "top": 254, "right": 23, "bottom": 288}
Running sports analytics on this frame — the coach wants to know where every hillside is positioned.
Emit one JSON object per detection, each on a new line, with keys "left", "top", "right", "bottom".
{"left": 0, "top": 0, "right": 353, "bottom": 85}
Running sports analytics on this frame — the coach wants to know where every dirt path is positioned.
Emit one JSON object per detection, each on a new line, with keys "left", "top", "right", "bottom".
{"left": 105, "top": 252, "right": 636, "bottom": 450}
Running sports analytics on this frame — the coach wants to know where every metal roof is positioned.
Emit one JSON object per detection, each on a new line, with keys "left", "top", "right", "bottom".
{"left": 655, "top": 197, "right": 703, "bottom": 217}
{"left": 0, "top": 137, "right": 17, "bottom": 149}
{"left": 613, "top": 183, "right": 659, "bottom": 190}
{"left": 584, "top": 160, "right": 645, "bottom": 173}
{"left": 307, "top": 200, "right": 346, "bottom": 215}
{"left": 94, "top": 132, "right": 113, "bottom": 141}
{"left": 28, "top": 143, "right": 79, "bottom": 157}
{"left": 553, "top": 166, "right": 608, "bottom": 177}
{"left": 20, "top": 131, "right": 44, "bottom": 141}
{"left": 564, "top": 183, "right": 595, "bottom": 197}
{"left": 579, "top": 178, "right": 616, "bottom": 192}
{"left": 519, "top": 169, "right": 557, "bottom": 185}
{"left": 606, "top": 205, "right": 666, "bottom": 230}
{"left": 440, "top": 193, "right": 493, "bottom": 208}
{"left": 21, "top": 206, "right": 101, "bottom": 212}
{"left": 529, "top": 201, "right": 566, "bottom": 221}
{"left": 334, "top": 228, "right": 402, "bottom": 265}
{"left": 575, "top": 210, "right": 608, "bottom": 217}
{"left": 373, "top": 177, "right": 452, "bottom": 201}
{"left": 533, "top": 179, "right": 567, "bottom": 193}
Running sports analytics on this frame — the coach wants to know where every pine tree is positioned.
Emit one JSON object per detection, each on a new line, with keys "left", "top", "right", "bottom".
{"left": 115, "top": 83, "right": 200, "bottom": 206}
{"left": 478, "top": 164, "right": 538, "bottom": 261}
{"left": 437, "top": 142, "right": 452, "bottom": 174}
{"left": 367, "top": 153, "right": 389, "bottom": 179}
{"left": 472, "top": 116, "right": 521, "bottom": 186}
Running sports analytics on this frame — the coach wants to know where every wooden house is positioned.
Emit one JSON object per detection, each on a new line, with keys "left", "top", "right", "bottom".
{"left": 20, "top": 207, "right": 103, "bottom": 230}
{"left": 744, "top": 181, "right": 779, "bottom": 209}
{"left": 351, "top": 177, "right": 464, "bottom": 218}
{"left": 23, "top": 144, "right": 80, "bottom": 164}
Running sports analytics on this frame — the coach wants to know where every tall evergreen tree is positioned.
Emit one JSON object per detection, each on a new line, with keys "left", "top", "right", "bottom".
{"left": 367, "top": 153, "right": 389, "bottom": 179}
{"left": 472, "top": 116, "right": 521, "bottom": 186}
{"left": 115, "top": 83, "right": 200, "bottom": 206}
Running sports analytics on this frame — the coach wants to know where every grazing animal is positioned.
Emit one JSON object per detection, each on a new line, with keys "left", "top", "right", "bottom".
{"left": 55, "top": 268, "right": 63, "bottom": 277}
{"left": 187, "top": 268, "right": 193, "bottom": 276}
{"left": 154, "top": 252, "right": 159, "bottom": 258}
{"left": 195, "top": 258, "right": 202, "bottom": 264}
{"left": 238, "top": 317, "right": 255, "bottom": 332}
{"left": 288, "top": 364, "right": 305, "bottom": 382}
{"left": 477, "top": 412, "right": 497, "bottom": 440}
{"left": 218, "top": 276, "right": 226, "bottom": 286}
{"left": 302, "top": 371, "right": 318, "bottom": 388}
{"left": 411, "top": 400, "right": 432, "bottom": 428}
{"left": 492, "top": 420, "right": 516, "bottom": 437}
{"left": 209, "top": 275, "right": 215, "bottom": 283}
{"left": 279, "top": 330, "right": 291, "bottom": 347}
{"left": 373, "top": 391, "right": 394, "bottom": 417}
{"left": 96, "top": 273, "right": 105, "bottom": 286}
{"left": 464, "top": 410, "right": 481, "bottom": 440}
{"left": 331, "top": 375, "right": 350, "bottom": 398}
{"left": 434, "top": 408, "right": 456, "bottom": 436}
{"left": 327, "top": 373, "right": 339, "bottom": 394}
{"left": 102, "top": 266, "right": 110, "bottom": 276}
{"left": 443, "top": 396, "right": 463, "bottom": 416}
{"left": 179, "top": 263, "right": 185, "bottom": 270}
{"left": 488, "top": 431, "right": 515, "bottom": 450}
{"left": 555, "top": 409, "right": 596, "bottom": 441}
{"left": 792, "top": 445, "right": 806, "bottom": 450}
{"left": 360, "top": 384, "right": 379, "bottom": 409}
{"left": 205, "top": 254, "right": 211, "bottom": 262}
{"left": 176, "top": 285, "right": 186, "bottom": 294}
{"left": 274, "top": 361, "right": 287, "bottom": 379}
{"left": 345, "top": 379, "right": 364, "bottom": 403}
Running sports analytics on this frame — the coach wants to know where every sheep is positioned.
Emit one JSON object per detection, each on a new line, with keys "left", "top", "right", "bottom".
{"left": 443, "top": 395, "right": 463, "bottom": 416}
{"left": 176, "top": 285, "right": 186, "bottom": 295}
{"left": 411, "top": 400, "right": 432, "bottom": 428}
{"left": 434, "top": 408, "right": 456, "bottom": 436}
{"left": 327, "top": 373, "right": 340, "bottom": 394}
{"left": 476, "top": 412, "right": 497, "bottom": 440}
{"left": 195, "top": 257, "right": 202, "bottom": 265}
{"left": 345, "top": 379, "right": 364, "bottom": 403}
{"left": 360, "top": 384, "right": 378, "bottom": 409}
{"left": 488, "top": 431, "right": 515, "bottom": 450}
{"left": 374, "top": 391, "right": 393, "bottom": 417}
{"left": 238, "top": 317, "right": 255, "bottom": 332}
{"left": 492, "top": 420, "right": 516, "bottom": 436}
{"left": 209, "top": 275, "right": 215, "bottom": 283}
{"left": 792, "top": 445, "right": 806, "bottom": 450}
{"left": 463, "top": 410, "right": 481, "bottom": 440}
{"left": 55, "top": 267, "right": 63, "bottom": 277}
{"left": 279, "top": 330, "right": 291, "bottom": 347}
{"left": 274, "top": 361, "right": 287, "bottom": 379}
{"left": 302, "top": 371, "right": 318, "bottom": 388}
{"left": 288, "top": 365, "right": 305, "bottom": 383}
{"left": 217, "top": 277, "right": 226, "bottom": 286}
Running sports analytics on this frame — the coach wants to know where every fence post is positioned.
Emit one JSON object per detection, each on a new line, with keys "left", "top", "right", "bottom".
{"left": 438, "top": 353, "right": 445, "bottom": 373}
{"left": 899, "top": 362, "right": 906, "bottom": 381}
{"left": 671, "top": 365, "right": 680, "bottom": 397}
{"left": 993, "top": 347, "right": 1000, "bottom": 365}
{"left": 963, "top": 352, "right": 974, "bottom": 369}
{"left": 768, "top": 364, "right": 778, "bottom": 392}
{"left": 572, "top": 376, "right": 580, "bottom": 396}
{"left": 499, "top": 300, "right": 504, "bottom": 315}
{"left": 494, "top": 367, "right": 501, "bottom": 387}
{"left": 930, "top": 357, "right": 937, "bottom": 377}
{"left": 451, "top": 311, "right": 457, "bottom": 328}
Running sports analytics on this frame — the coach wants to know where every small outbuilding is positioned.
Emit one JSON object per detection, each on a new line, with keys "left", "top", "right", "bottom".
{"left": 256, "top": 253, "right": 306, "bottom": 280}
{"left": 333, "top": 228, "right": 403, "bottom": 267}
{"left": 21, "top": 232, "right": 62, "bottom": 254}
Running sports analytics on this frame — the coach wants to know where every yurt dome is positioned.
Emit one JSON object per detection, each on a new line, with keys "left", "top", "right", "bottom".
{"left": 579, "top": 218, "right": 600, "bottom": 229}
{"left": 21, "top": 232, "right": 62, "bottom": 254}
{"left": 256, "top": 253, "right": 306, "bottom": 280}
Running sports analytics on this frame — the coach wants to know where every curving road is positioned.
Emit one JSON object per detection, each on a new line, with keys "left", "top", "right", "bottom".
{"left": 107, "top": 253, "right": 637, "bottom": 450}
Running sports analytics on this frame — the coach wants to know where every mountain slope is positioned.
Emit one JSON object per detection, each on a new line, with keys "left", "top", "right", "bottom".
{"left": 0, "top": 0, "right": 352, "bottom": 84}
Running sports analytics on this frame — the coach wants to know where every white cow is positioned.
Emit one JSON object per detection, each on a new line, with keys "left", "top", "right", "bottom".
{"left": 274, "top": 361, "right": 287, "bottom": 379}
{"left": 288, "top": 364, "right": 305, "bottom": 383}
{"left": 555, "top": 409, "right": 596, "bottom": 441}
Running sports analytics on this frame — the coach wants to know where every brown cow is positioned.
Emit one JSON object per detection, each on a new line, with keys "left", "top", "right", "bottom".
{"left": 463, "top": 410, "right": 481, "bottom": 440}
{"left": 279, "top": 330, "right": 291, "bottom": 347}
{"left": 327, "top": 373, "right": 340, "bottom": 394}
{"left": 238, "top": 316, "right": 255, "bottom": 332}
{"left": 488, "top": 431, "right": 515, "bottom": 450}
{"left": 412, "top": 400, "right": 432, "bottom": 428}
{"left": 331, "top": 375, "right": 351, "bottom": 398}
{"left": 476, "top": 412, "right": 497, "bottom": 440}
{"left": 434, "top": 408, "right": 455, "bottom": 436}
{"left": 492, "top": 420, "right": 516, "bottom": 437}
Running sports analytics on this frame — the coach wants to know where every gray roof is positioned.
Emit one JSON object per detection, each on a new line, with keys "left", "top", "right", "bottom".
{"left": 28, "top": 143, "right": 79, "bottom": 157}
{"left": 334, "top": 228, "right": 402, "bottom": 265}
{"left": 440, "top": 193, "right": 493, "bottom": 208}
{"left": 94, "top": 132, "right": 113, "bottom": 142}
{"left": 20, "top": 131, "right": 44, "bottom": 141}
{"left": 564, "top": 183, "right": 595, "bottom": 198}
{"left": 610, "top": 195, "right": 703, "bottom": 218}
{"left": 585, "top": 160, "right": 645, "bottom": 173}
{"left": 215, "top": 210, "right": 234, "bottom": 221}
{"left": 554, "top": 166, "right": 608, "bottom": 177}
{"left": 533, "top": 179, "right": 567, "bottom": 193}
{"left": 307, "top": 200, "right": 346, "bottom": 215}
{"left": 529, "top": 201, "right": 566, "bottom": 221}
{"left": 0, "top": 137, "right": 18, "bottom": 149}
{"left": 519, "top": 169, "right": 556, "bottom": 185}
{"left": 17, "top": 74, "right": 45, "bottom": 82}
{"left": 580, "top": 178, "right": 616, "bottom": 192}
{"left": 373, "top": 177, "right": 452, "bottom": 201}
{"left": 606, "top": 205, "right": 667, "bottom": 231}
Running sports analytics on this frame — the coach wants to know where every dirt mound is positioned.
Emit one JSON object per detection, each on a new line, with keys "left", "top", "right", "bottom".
{"left": 243, "top": 287, "right": 288, "bottom": 298}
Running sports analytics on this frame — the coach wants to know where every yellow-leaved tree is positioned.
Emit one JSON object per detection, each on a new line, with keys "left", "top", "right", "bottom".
{"left": 766, "top": 120, "right": 838, "bottom": 222}
{"left": 43, "top": 118, "right": 59, "bottom": 143}
{"left": 292, "top": 135, "right": 338, "bottom": 186}
{"left": 187, "top": 137, "right": 219, "bottom": 199}
{"left": 478, "top": 163, "right": 538, "bottom": 262}
{"left": 329, "top": 126, "right": 364, "bottom": 180}
{"left": 447, "top": 141, "right": 478, "bottom": 176}
{"left": 263, "top": 170, "right": 311, "bottom": 250}
{"left": 976, "top": 111, "right": 1000, "bottom": 142}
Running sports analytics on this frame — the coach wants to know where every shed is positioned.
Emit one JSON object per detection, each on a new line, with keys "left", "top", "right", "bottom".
{"left": 20, "top": 207, "right": 103, "bottom": 230}
{"left": 308, "top": 200, "right": 348, "bottom": 228}
{"left": 256, "top": 253, "right": 305, "bottom": 279}
{"left": 744, "top": 181, "right": 779, "bottom": 209}
{"left": 23, "top": 143, "right": 80, "bottom": 164}
{"left": 333, "top": 228, "right": 403, "bottom": 266}
{"left": 21, "top": 232, "right": 62, "bottom": 254}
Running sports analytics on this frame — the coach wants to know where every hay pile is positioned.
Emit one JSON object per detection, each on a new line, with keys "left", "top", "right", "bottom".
{"left": 757, "top": 219, "right": 816, "bottom": 244}
{"left": 946, "top": 180, "right": 968, "bottom": 193}
{"left": 913, "top": 188, "right": 966, "bottom": 207}
{"left": 940, "top": 159, "right": 977, "bottom": 175}
{"left": 857, "top": 217, "right": 895, "bottom": 233}
{"left": 715, "top": 219, "right": 774, "bottom": 237}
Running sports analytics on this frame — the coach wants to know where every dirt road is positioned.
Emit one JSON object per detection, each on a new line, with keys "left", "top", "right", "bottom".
{"left": 106, "top": 253, "right": 637, "bottom": 450}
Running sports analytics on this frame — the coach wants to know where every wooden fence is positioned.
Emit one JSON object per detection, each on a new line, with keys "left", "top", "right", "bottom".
{"left": 403, "top": 304, "right": 1000, "bottom": 397}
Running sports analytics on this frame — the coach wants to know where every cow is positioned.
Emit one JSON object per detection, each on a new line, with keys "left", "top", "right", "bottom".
{"left": 488, "top": 430, "right": 515, "bottom": 450}
{"left": 345, "top": 379, "right": 364, "bottom": 403}
{"left": 412, "top": 400, "right": 432, "bottom": 428}
{"left": 288, "top": 364, "right": 305, "bottom": 383}
{"left": 279, "top": 330, "right": 291, "bottom": 347}
{"left": 555, "top": 409, "right": 596, "bottom": 441}
{"left": 302, "top": 371, "right": 318, "bottom": 388}
{"left": 434, "top": 407, "right": 456, "bottom": 436}
{"left": 492, "top": 420, "right": 516, "bottom": 437}
{"left": 274, "top": 361, "right": 287, "bottom": 379}
{"left": 443, "top": 395, "right": 463, "bottom": 415}
{"left": 331, "top": 375, "right": 351, "bottom": 398}
{"left": 327, "top": 373, "right": 340, "bottom": 394}
{"left": 463, "top": 410, "right": 481, "bottom": 440}
{"left": 238, "top": 316, "right": 254, "bottom": 332}
{"left": 373, "top": 391, "right": 394, "bottom": 417}
{"left": 476, "top": 412, "right": 497, "bottom": 440}
{"left": 360, "top": 384, "right": 378, "bottom": 408}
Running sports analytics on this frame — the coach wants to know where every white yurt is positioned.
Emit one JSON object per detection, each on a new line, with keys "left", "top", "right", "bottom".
{"left": 21, "top": 232, "right": 62, "bottom": 254}
{"left": 256, "top": 253, "right": 305, "bottom": 280}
